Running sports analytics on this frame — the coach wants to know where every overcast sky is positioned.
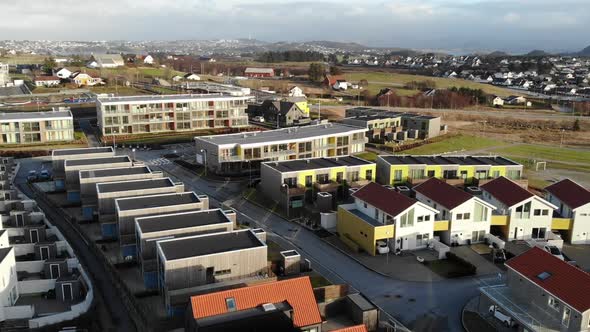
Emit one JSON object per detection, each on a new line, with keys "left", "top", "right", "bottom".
{"left": 0, "top": 0, "right": 588, "bottom": 53}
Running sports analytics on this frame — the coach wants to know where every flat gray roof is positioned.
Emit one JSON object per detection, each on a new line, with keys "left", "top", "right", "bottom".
{"left": 97, "top": 93, "right": 250, "bottom": 104}
{"left": 159, "top": 230, "right": 264, "bottom": 260}
{"left": 97, "top": 178, "right": 173, "bottom": 193}
{"left": 53, "top": 147, "right": 113, "bottom": 157}
{"left": 196, "top": 122, "right": 365, "bottom": 146}
{"left": 380, "top": 155, "right": 521, "bottom": 166}
{"left": 80, "top": 166, "right": 150, "bottom": 179}
{"left": 0, "top": 110, "right": 72, "bottom": 122}
{"left": 65, "top": 156, "right": 130, "bottom": 167}
{"left": 116, "top": 192, "right": 199, "bottom": 211}
{"left": 264, "top": 156, "right": 373, "bottom": 173}
{"left": 136, "top": 209, "right": 229, "bottom": 233}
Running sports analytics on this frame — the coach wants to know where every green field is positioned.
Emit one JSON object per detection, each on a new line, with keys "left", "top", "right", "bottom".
{"left": 400, "top": 135, "right": 507, "bottom": 155}
{"left": 490, "top": 144, "right": 590, "bottom": 165}
{"left": 344, "top": 72, "right": 521, "bottom": 97}
{"left": 354, "top": 151, "right": 378, "bottom": 161}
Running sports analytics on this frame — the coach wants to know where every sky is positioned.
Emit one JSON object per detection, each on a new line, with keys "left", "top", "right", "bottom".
{"left": 0, "top": 0, "right": 588, "bottom": 53}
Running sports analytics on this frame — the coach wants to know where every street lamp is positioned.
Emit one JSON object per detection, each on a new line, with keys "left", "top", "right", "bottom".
{"left": 199, "top": 148, "right": 207, "bottom": 177}
{"left": 131, "top": 148, "right": 136, "bottom": 162}
{"left": 281, "top": 183, "right": 290, "bottom": 218}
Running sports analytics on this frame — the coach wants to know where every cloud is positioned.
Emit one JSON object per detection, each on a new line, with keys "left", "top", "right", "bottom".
{"left": 0, "top": 0, "right": 588, "bottom": 52}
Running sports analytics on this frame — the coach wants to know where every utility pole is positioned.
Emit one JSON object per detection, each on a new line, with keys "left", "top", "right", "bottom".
{"left": 318, "top": 101, "right": 321, "bottom": 121}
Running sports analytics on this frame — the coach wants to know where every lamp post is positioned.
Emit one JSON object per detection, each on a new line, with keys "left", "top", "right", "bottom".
{"left": 131, "top": 148, "right": 136, "bottom": 162}
{"left": 200, "top": 148, "right": 207, "bottom": 177}
{"left": 281, "top": 183, "right": 290, "bottom": 218}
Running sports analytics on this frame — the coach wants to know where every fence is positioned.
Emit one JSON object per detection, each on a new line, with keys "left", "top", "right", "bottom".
{"left": 429, "top": 239, "right": 450, "bottom": 259}
{"left": 18, "top": 279, "right": 55, "bottom": 295}
{"left": 485, "top": 233, "right": 505, "bottom": 250}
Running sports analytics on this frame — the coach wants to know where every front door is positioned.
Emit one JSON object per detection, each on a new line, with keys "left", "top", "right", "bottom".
{"left": 514, "top": 227, "right": 518, "bottom": 240}
{"left": 62, "top": 283, "right": 73, "bottom": 301}
{"left": 30, "top": 229, "right": 39, "bottom": 243}
{"left": 40, "top": 247, "right": 49, "bottom": 260}
{"left": 206, "top": 267, "right": 214, "bottom": 283}
{"left": 50, "top": 264, "right": 60, "bottom": 279}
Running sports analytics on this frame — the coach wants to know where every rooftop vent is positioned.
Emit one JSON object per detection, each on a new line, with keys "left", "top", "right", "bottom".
{"left": 396, "top": 186, "right": 410, "bottom": 192}
{"left": 262, "top": 303, "right": 277, "bottom": 312}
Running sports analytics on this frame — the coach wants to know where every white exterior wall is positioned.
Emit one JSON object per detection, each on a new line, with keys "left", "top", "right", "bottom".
{"left": 572, "top": 203, "right": 590, "bottom": 244}
{"left": 447, "top": 200, "right": 492, "bottom": 245}
{"left": 0, "top": 250, "right": 18, "bottom": 307}
{"left": 507, "top": 197, "right": 554, "bottom": 241}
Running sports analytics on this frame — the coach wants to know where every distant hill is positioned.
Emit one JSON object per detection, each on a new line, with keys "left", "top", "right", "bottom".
{"left": 526, "top": 49, "right": 550, "bottom": 57}
{"left": 487, "top": 51, "right": 510, "bottom": 57}
{"left": 579, "top": 45, "right": 590, "bottom": 56}
{"left": 305, "top": 40, "right": 368, "bottom": 51}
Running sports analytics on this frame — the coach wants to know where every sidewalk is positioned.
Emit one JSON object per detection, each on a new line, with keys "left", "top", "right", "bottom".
{"left": 323, "top": 235, "right": 445, "bottom": 282}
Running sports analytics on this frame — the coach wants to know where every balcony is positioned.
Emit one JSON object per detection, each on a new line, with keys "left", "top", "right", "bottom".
{"left": 281, "top": 185, "right": 307, "bottom": 197}
{"left": 551, "top": 218, "right": 572, "bottom": 230}
{"left": 351, "top": 138, "right": 368, "bottom": 145}
{"left": 315, "top": 143, "right": 336, "bottom": 150}
{"left": 314, "top": 181, "right": 341, "bottom": 192}
{"left": 219, "top": 155, "right": 243, "bottom": 162}
{"left": 347, "top": 179, "right": 370, "bottom": 188}
{"left": 491, "top": 215, "right": 509, "bottom": 226}
{"left": 264, "top": 150, "right": 296, "bottom": 158}
{"left": 434, "top": 220, "right": 449, "bottom": 231}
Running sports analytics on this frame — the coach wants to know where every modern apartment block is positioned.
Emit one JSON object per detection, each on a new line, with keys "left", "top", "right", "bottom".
{"left": 0, "top": 110, "right": 74, "bottom": 144}
{"left": 260, "top": 156, "right": 376, "bottom": 209}
{"left": 481, "top": 177, "right": 556, "bottom": 241}
{"left": 338, "top": 182, "right": 438, "bottom": 254}
{"left": 156, "top": 229, "right": 268, "bottom": 315}
{"left": 479, "top": 247, "right": 590, "bottom": 332}
{"left": 79, "top": 166, "right": 162, "bottom": 205}
{"left": 52, "top": 147, "right": 115, "bottom": 188}
{"left": 96, "top": 178, "right": 185, "bottom": 237}
{"left": 544, "top": 179, "right": 590, "bottom": 244}
{"left": 96, "top": 94, "right": 251, "bottom": 136}
{"left": 195, "top": 122, "right": 368, "bottom": 175}
{"left": 344, "top": 107, "right": 443, "bottom": 139}
{"left": 413, "top": 178, "right": 496, "bottom": 246}
{"left": 114, "top": 191, "right": 209, "bottom": 257}
{"left": 135, "top": 208, "right": 235, "bottom": 289}
{"left": 63, "top": 156, "right": 133, "bottom": 195}
{"left": 376, "top": 155, "right": 524, "bottom": 186}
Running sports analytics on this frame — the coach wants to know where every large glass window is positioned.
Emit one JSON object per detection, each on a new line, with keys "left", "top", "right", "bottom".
{"left": 394, "top": 170, "right": 403, "bottom": 181}
{"left": 532, "top": 227, "right": 546, "bottom": 239}
{"left": 473, "top": 203, "right": 488, "bottom": 222}
{"left": 515, "top": 201, "right": 531, "bottom": 219}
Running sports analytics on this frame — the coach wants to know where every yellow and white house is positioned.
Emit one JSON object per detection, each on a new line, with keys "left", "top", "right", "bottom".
{"left": 545, "top": 179, "right": 590, "bottom": 244}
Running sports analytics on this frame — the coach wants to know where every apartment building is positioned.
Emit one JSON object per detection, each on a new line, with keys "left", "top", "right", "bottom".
{"left": 481, "top": 177, "right": 556, "bottom": 241}
{"left": 0, "top": 110, "right": 73, "bottom": 145}
{"left": 135, "top": 209, "right": 235, "bottom": 289}
{"left": 96, "top": 178, "right": 185, "bottom": 237}
{"left": 342, "top": 114, "right": 402, "bottom": 143}
{"left": 338, "top": 182, "right": 438, "bottom": 254}
{"left": 260, "top": 156, "right": 376, "bottom": 209}
{"left": 52, "top": 147, "right": 115, "bottom": 186}
{"left": 79, "top": 166, "right": 162, "bottom": 205}
{"left": 156, "top": 229, "right": 268, "bottom": 315}
{"left": 544, "top": 179, "right": 590, "bottom": 244}
{"left": 114, "top": 192, "right": 208, "bottom": 257}
{"left": 480, "top": 247, "right": 590, "bottom": 332}
{"left": 187, "top": 277, "right": 322, "bottom": 332}
{"left": 96, "top": 94, "right": 251, "bottom": 136}
{"left": 344, "top": 107, "right": 442, "bottom": 139}
{"left": 63, "top": 156, "right": 133, "bottom": 196}
{"left": 376, "top": 155, "right": 524, "bottom": 186}
{"left": 413, "top": 178, "right": 496, "bottom": 246}
{"left": 195, "top": 122, "right": 368, "bottom": 175}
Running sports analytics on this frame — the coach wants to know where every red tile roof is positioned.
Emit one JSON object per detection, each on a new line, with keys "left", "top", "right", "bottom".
{"left": 545, "top": 179, "right": 590, "bottom": 210}
{"left": 34, "top": 76, "right": 60, "bottom": 81}
{"left": 352, "top": 182, "right": 417, "bottom": 217}
{"left": 480, "top": 176, "right": 533, "bottom": 207}
{"left": 413, "top": 178, "right": 473, "bottom": 210}
{"left": 190, "top": 277, "right": 322, "bottom": 328}
{"left": 325, "top": 74, "right": 346, "bottom": 86}
{"left": 506, "top": 247, "right": 590, "bottom": 313}
{"left": 331, "top": 325, "right": 368, "bottom": 332}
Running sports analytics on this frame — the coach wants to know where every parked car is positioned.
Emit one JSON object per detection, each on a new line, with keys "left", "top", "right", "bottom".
{"left": 26, "top": 170, "right": 37, "bottom": 182}
{"left": 544, "top": 245, "right": 564, "bottom": 260}
{"left": 252, "top": 116, "right": 265, "bottom": 122}
{"left": 39, "top": 169, "right": 51, "bottom": 180}
{"left": 489, "top": 305, "right": 514, "bottom": 327}
{"left": 376, "top": 241, "right": 390, "bottom": 254}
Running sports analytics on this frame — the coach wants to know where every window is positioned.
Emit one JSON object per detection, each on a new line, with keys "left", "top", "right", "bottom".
{"left": 394, "top": 170, "right": 403, "bottom": 182}
{"left": 562, "top": 307, "right": 571, "bottom": 327}
{"left": 463, "top": 213, "right": 470, "bottom": 220}
{"left": 424, "top": 215, "right": 430, "bottom": 221}
{"left": 534, "top": 209, "right": 541, "bottom": 216}
{"left": 418, "top": 216, "right": 424, "bottom": 222}
{"left": 532, "top": 227, "right": 546, "bottom": 239}
{"left": 365, "top": 170, "right": 373, "bottom": 181}
{"left": 363, "top": 202, "right": 368, "bottom": 209}
{"left": 542, "top": 210, "right": 549, "bottom": 216}
{"left": 456, "top": 213, "right": 463, "bottom": 220}
{"left": 515, "top": 201, "right": 531, "bottom": 219}
{"left": 226, "top": 297, "right": 237, "bottom": 312}
{"left": 305, "top": 175, "right": 313, "bottom": 187}
{"left": 214, "top": 269, "right": 231, "bottom": 276}
{"left": 474, "top": 204, "right": 488, "bottom": 222}
{"left": 548, "top": 296, "right": 560, "bottom": 311}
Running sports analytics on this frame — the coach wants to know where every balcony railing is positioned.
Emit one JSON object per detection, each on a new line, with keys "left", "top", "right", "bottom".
{"left": 314, "top": 181, "right": 341, "bottom": 192}
{"left": 347, "top": 179, "right": 370, "bottom": 188}
{"left": 281, "top": 185, "right": 307, "bottom": 196}
{"left": 434, "top": 220, "right": 450, "bottom": 231}
{"left": 491, "top": 215, "right": 509, "bottom": 226}
{"left": 219, "top": 155, "right": 243, "bottom": 162}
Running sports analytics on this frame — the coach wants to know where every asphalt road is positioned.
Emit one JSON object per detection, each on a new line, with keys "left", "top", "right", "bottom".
{"left": 15, "top": 157, "right": 136, "bottom": 332}
{"left": 132, "top": 147, "right": 504, "bottom": 331}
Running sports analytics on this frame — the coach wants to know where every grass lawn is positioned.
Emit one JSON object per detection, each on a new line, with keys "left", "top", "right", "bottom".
{"left": 490, "top": 144, "right": 590, "bottom": 165}
{"left": 401, "top": 135, "right": 507, "bottom": 155}
{"left": 0, "top": 55, "right": 47, "bottom": 64}
{"left": 354, "top": 151, "right": 378, "bottom": 161}
{"left": 344, "top": 72, "right": 521, "bottom": 97}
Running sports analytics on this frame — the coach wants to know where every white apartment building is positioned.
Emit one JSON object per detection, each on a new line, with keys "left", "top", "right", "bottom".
{"left": 0, "top": 110, "right": 74, "bottom": 144}
{"left": 413, "top": 178, "right": 496, "bottom": 246}
{"left": 481, "top": 177, "right": 556, "bottom": 241}
{"left": 96, "top": 94, "right": 251, "bottom": 136}
{"left": 194, "top": 122, "right": 368, "bottom": 175}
